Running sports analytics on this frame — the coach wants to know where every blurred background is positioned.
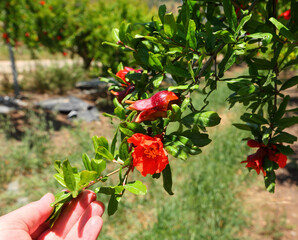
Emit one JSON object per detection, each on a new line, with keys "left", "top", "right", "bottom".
{"left": 0, "top": 0, "right": 297, "bottom": 239}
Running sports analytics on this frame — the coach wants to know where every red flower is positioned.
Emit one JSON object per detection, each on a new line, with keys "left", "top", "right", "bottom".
{"left": 126, "top": 91, "right": 179, "bottom": 123}
{"left": 57, "top": 36, "right": 62, "bottom": 40}
{"left": 63, "top": 52, "right": 67, "bottom": 56}
{"left": 2, "top": 33, "right": 8, "bottom": 39}
{"left": 241, "top": 140, "right": 288, "bottom": 176}
{"left": 116, "top": 67, "right": 141, "bottom": 86}
{"left": 127, "top": 133, "right": 168, "bottom": 177}
{"left": 279, "top": 10, "right": 291, "bottom": 20}
{"left": 111, "top": 85, "right": 135, "bottom": 102}
{"left": 25, "top": 32, "right": 30, "bottom": 37}
{"left": 40, "top": 1, "right": 46, "bottom": 5}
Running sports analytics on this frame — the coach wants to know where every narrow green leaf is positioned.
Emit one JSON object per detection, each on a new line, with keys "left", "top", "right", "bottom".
{"left": 50, "top": 192, "right": 72, "bottom": 207}
{"left": 148, "top": 52, "right": 163, "bottom": 71}
{"left": 96, "top": 146, "right": 114, "bottom": 161}
{"left": 62, "top": 160, "right": 76, "bottom": 192}
{"left": 164, "top": 13, "right": 177, "bottom": 37}
{"left": 218, "top": 46, "right": 235, "bottom": 77}
{"left": 114, "top": 106, "right": 126, "bottom": 120}
{"left": 214, "top": 30, "right": 235, "bottom": 44}
{"left": 119, "top": 138, "right": 129, "bottom": 161}
{"left": 275, "top": 145, "right": 295, "bottom": 156}
{"left": 152, "top": 74, "right": 164, "bottom": 88}
{"left": 111, "top": 128, "right": 119, "bottom": 155}
{"left": 240, "top": 113, "right": 268, "bottom": 125}
{"left": 182, "top": 111, "right": 221, "bottom": 127}
{"left": 78, "top": 170, "right": 98, "bottom": 188}
{"left": 276, "top": 117, "right": 298, "bottom": 130}
{"left": 222, "top": 0, "right": 237, "bottom": 31}
{"left": 91, "top": 159, "right": 106, "bottom": 176}
{"left": 162, "top": 164, "right": 174, "bottom": 195}
{"left": 235, "top": 14, "right": 252, "bottom": 36}
{"left": 280, "top": 76, "right": 298, "bottom": 91}
{"left": 232, "top": 123, "right": 251, "bottom": 131}
{"left": 53, "top": 173, "right": 66, "bottom": 188}
{"left": 274, "top": 95, "right": 290, "bottom": 122}
{"left": 159, "top": 4, "right": 167, "bottom": 24}
{"left": 271, "top": 132, "right": 297, "bottom": 144}
{"left": 186, "top": 19, "right": 197, "bottom": 49}
{"left": 269, "top": 17, "right": 295, "bottom": 40}
{"left": 124, "top": 181, "right": 147, "bottom": 195}
{"left": 108, "top": 194, "right": 119, "bottom": 216}
{"left": 264, "top": 170, "right": 276, "bottom": 193}
{"left": 112, "top": 28, "right": 120, "bottom": 42}
{"left": 82, "top": 153, "right": 92, "bottom": 171}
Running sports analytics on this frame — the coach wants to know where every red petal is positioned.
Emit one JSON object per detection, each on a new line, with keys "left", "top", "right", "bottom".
{"left": 247, "top": 140, "right": 262, "bottom": 148}
{"left": 277, "top": 153, "right": 287, "bottom": 168}
{"left": 135, "top": 109, "right": 167, "bottom": 123}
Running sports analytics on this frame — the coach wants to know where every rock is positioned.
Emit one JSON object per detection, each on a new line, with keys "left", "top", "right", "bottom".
{"left": 36, "top": 96, "right": 100, "bottom": 122}
{"left": 37, "top": 96, "right": 90, "bottom": 113}
{"left": 0, "top": 96, "right": 27, "bottom": 114}
{"left": 7, "top": 180, "right": 19, "bottom": 192}
{"left": 75, "top": 78, "right": 110, "bottom": 93}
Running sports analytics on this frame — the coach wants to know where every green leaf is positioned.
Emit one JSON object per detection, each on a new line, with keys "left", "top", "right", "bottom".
{"left": 232, "top": 123, "right": 252, "bottom": 131}
{"left": 274, "top": 95, "right": 290, "bottom": 122}
{"left": 108, "top": 194, "right": 119, "bottom": 216}
{"left": 91, "top": 158, "right": 107, "bottom": 176}
{"left": 148, "top": 52, "right": 163, "bottom": 71}
{"left": 62, "top": 160, "right": 76, "bottom": 193}
{"left": 182, "top": 130, "right": 211, "bottom": 147}
{"left": 96, "top": 146, "right": 114, "bottom": 161}
{"left": 165, "top": 63, "right": 191, "bottom": 78}
{"left": 124, "top": 181, "right": 147, "bottom": 195}
{"left": 158, "top": 4, "right": 167, "bottom": 24}
{"left": 54, "top": 160, "right": 62, "bottom": 174}
{"left": 269, "top": 17, "right": 295, "bottom": 41}
{"left": 82, "top": 153, "right": 92, "bottom": 171}
{"left": 112, "top": 28, "right": 120, "bottom": 42}
{"left": 214, "top": 30, "right": 235, "bottom": 44}
{"left": 271, "top": 132, "right": 297, "bottom": 144}
{"left": 95, "top": 186, "right": 115, "bottom": 195}
{"left": 280, "top": 76, "right": 298, "bottom": 91}
{"left": 120, "top": 122, "right": 145, "bottom": 134}
{"left": 252, "top": 58, "right": 273, "bottom": 70}
{"left": 218, "top": 45, "right": 235, "bottom": 77}
{"left": 111, "top": 128, "right": 119, "bottom": 156}
{"left": 165, "top": 145, "right": 188, "bottom": 161}
{"left": 162, "top": 164, "right": 174, "bottom": 195}
{"left": 168, "top": 85, "right": 189, "bottom": 91}
{"left": 92, "top": 136, "right": 109, "bottom": 151}
{"left": 240, "top": 113, "right": 268, "bottom": 125}
{"left": 264, "top": 170, "right": 276, "bottom": 193}
{"left": 222, "top": 0, "right": 237, "bottom": 31}
{"left": 246, "top": 33, "right": 273, "bottom": 45}
{"left": 152, "top": 74, "right": 164, "bottom": 88}
{"left": 277, "top": 117, "right": 298, "bottom": 130}
{"left": 275, "top": 145, "right": 295, "bottom": 156}
{"left": 50, "top": 192, "right": 72, "bottom": 207}
{"left": 119, "top": 126, "right": 135, "bottom": 137}
{"left": 182, "top": 111, "right": 221, "bottom": 127}
{"left": 119, "top": 138, "right": 129, "bottom": 161}
{"left": 235, "top": 14, "right": 252, "bottom": 36}
{"left": 164, "top": 13, "right": 177, "bottom": 37}
{"left": 186, "top": 19, "right": 197, "bottom": 49}
{"left": 78, "top": 170, "right": 98, "bottom": 188}
{"left": 54, "top": 173, "right": 66, "bottom": 188}
{"left": 114, "top": 106, "right": 126, "bottom": 120}
{"left": 262, "top": 128, "right": 272, "bottom": 146}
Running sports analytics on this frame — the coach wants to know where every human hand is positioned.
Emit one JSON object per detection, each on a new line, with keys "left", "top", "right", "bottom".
{"left": 0, "top": 190, "right": 104, "bottom": 240}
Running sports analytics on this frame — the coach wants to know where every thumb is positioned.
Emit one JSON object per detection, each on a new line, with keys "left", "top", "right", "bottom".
{"left": 8, "top": 193, "right": 55, "bottom": 234}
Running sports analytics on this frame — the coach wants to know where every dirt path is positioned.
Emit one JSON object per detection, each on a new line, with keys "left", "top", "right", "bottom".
{"left": 0, "top": 59, "right": 83, "bottom": 74}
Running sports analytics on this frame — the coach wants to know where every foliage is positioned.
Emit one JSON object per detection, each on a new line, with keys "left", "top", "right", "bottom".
{"left": 0, "top": 0, "right": 153, "bottom": 71}
{"left": 21, "top": 63, "right": 86, "bottom": 94}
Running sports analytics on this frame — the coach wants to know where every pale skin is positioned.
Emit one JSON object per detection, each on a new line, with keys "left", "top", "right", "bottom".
{"left": 0, "top": 190, "right": 104, "bottom": 240}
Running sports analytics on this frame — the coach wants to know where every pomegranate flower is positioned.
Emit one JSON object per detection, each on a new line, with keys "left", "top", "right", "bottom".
{"left": 126, "top": 91, "right": 179, "bottom": 123}
{"left": 241, "top": 140, "right": 288, "bottom": 176}
{"left": 111, "top": 67, "right": 141, "bottom": 101}
{"left": 116, "top": 67, "right": 141, "bottom": 86}
{"left": 279, "top": 10, "right": 291, "bottom": 20}
{"left": 127, "top": 133, "right": 168, "bottom": 177}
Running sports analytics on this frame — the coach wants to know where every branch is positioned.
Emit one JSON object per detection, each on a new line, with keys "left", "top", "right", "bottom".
{"left": 195, "top": 43, "right": 225, "bottom": 83}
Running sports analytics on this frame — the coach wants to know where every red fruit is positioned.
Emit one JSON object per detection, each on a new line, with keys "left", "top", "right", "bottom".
{"left": 63, "top": 52, "right": 67, "bottom": 56}
{"left": 25, "top": 32, "right": 30, "bottom": 37}
{"left": 40, "top": 1, "right": 46, "bottom": 5}
{"left": 2, "top": 33, "right": 8, "bottom": 39}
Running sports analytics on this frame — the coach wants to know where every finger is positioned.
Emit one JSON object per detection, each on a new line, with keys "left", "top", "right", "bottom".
{"left": 5, "top": 193, "right": 55, "bottom": 235}
{"left": 39, "top": 190, "right": 96, "bottom": 239}
{"left": 65, "top": 201, "right": 104, "bottom": 239}
{"left": 72, "top": 216, "right": 103, "bottom": 240}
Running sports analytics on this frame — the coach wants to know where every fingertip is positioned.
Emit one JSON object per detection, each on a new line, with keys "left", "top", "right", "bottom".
{"left": 90, "top": 201, "right": 105, "bottom": 217}
{"left": 40, "top": 193, "right": 55, "bottom": 203}
{"left": 81, "top": 216, "right": 103, "bottom": 239}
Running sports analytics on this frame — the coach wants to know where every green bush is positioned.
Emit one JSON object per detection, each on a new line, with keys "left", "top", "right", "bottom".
{"left": 22, "top": 63, "right": 86, "bottom": 94}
